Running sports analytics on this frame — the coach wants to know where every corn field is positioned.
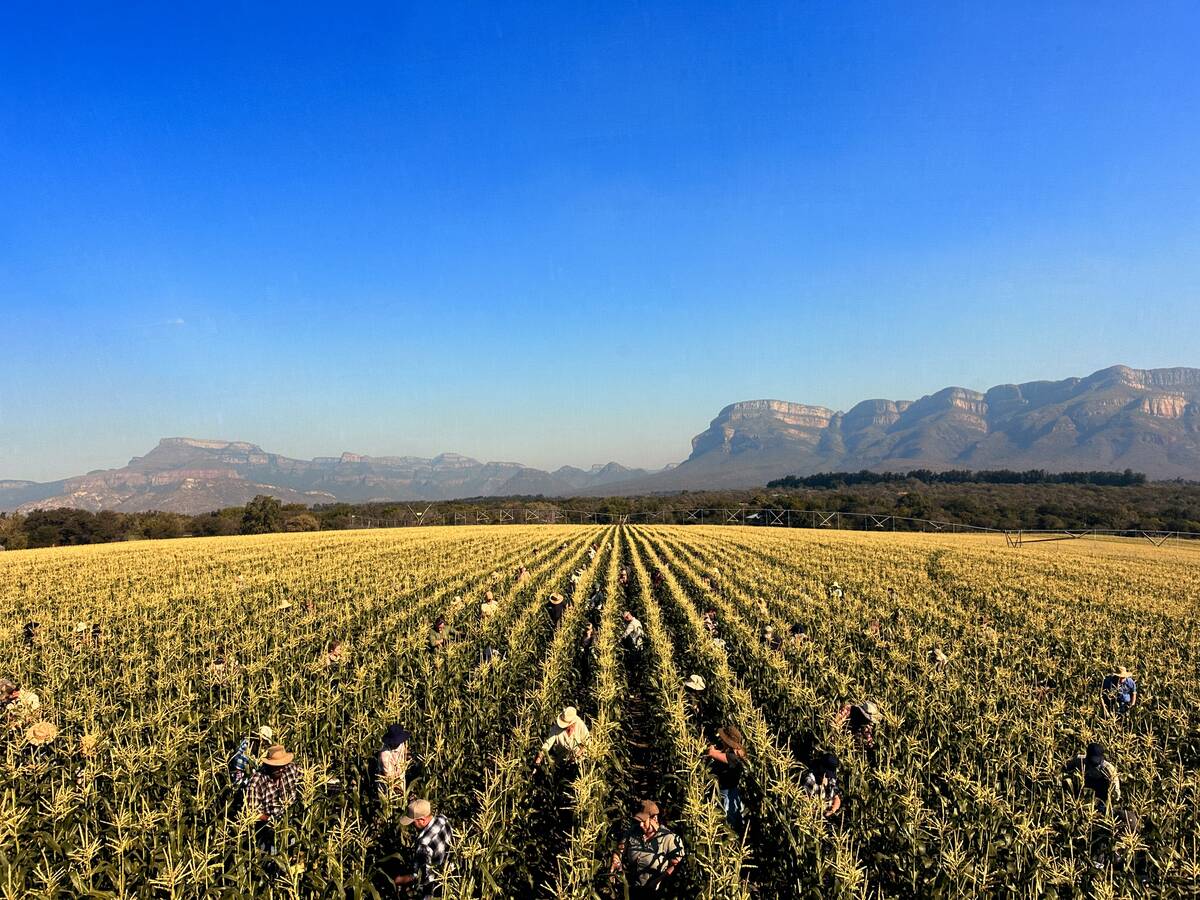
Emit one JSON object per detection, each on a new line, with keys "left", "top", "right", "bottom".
{"left": 2, "top": 525, "right": 1198, "bottom": 897}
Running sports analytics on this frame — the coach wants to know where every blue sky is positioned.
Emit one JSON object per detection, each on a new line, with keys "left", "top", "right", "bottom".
{"left": 2, "top": 3, "right": 1199, "bottom": 481}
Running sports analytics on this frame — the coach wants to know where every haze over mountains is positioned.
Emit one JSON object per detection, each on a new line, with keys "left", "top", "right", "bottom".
{"left": 3, "top": 365, "right": 1198, "bottom": 513}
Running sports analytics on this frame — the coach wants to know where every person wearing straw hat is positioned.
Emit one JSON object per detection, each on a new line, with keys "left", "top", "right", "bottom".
{"left": 372, "top": 724, "right": 412, "bottom": 798}
{"left": 548, "top": 592, "right": 567, "bottom": 628}
{"left": 533, "top": 706, "right": 590, "bottom": 771}
{"left": 0, "top": 677, "right": 41, "bottom": 727}
{"left": 248, "top": 743, "right": 301, "bottom": 824}
{"left": 393, "top": 798, "right": 454, "bottom": 899}
{"left": 834, "top": 699, "right": 879, "bottom": 748}
{"left": 706, "top": 725, "right": 748, "bottom": 831}
{"left": 610, "top": 800, "right": 686, "bottom": 898}
{"left": 1101, "top": 666, "right": 1138, "bottom": 718}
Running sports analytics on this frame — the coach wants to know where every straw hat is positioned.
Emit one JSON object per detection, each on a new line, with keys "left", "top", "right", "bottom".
{"left": 262, "top": 744, "right": 294, "bottom": 766}
{"left": 276, "top": 599, "right": 293, "bottom": 610}
{"left": 399, "top": 797, "right": 432, "bottom": 826}
{"left": 633, "top": 799, "right": 660, "bottom": 823}
{"left": 556, "top": 706, "right": 582, "bottom": 728}
{"left": 257, "top": 725, "right": 274, "bottom": 742}
{"left": 863, "top": 700, "right": 880, "bottom": 719}
{"left": 27, "top": 721, "right": 58, "bottom": 746}
{"left": 683, "top": 674, "right": 706, "bottom": 692}
{"left": 1115, "top": 666, "right": 1133, "bottom": 679}
{"left": 549, "top": 593, "right": 565, "bottom": 606}
{"left": 717, "top": 725, "right": 745, "bottom": 751}
{"left": 73, "top": 621, "right": 88, "bottom": 634}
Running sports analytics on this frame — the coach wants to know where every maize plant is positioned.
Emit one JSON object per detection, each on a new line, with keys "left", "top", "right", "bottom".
{"left": 2, "top": 524, "right": 1197, "bottom": 897}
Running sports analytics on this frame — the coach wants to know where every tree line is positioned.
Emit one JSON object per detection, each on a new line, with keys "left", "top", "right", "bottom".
{"left": 1, "top": 473, "right": 1198, "bottom": 550}
{"left": 767, "top": 468, "right": 1148, "bottom": 489}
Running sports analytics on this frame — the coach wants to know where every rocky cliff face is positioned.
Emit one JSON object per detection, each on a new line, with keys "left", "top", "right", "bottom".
{"left": 588, "top": 365, "right": 1200, "bottom": 494}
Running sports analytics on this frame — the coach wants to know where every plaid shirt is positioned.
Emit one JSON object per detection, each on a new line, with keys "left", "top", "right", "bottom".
{"left": 413, "top": 815, "right": 453, "bottom": 888}
{"left": 619, "top": 823, "right": 686, "bottom": 888}
{"left": 248, "top": 764, "right": 302, "bottom": 819}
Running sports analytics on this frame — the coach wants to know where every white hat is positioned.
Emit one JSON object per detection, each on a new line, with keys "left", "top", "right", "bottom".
{"left": 683, "top": 674, "right": 706, "bottom": 692}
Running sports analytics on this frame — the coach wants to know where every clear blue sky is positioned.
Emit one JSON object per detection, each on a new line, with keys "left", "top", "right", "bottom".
{"left": 3, "top": 3, "right": 1199, "bottom": 481}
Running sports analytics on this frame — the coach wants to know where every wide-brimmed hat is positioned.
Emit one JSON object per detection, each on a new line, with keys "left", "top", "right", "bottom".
{"left": 383, "top": 724, "right": 411, "bottom": 748}
{"left": 549, "top": 593, "right": 565, "bottom": 605}
{"left": 556, "top": 706, "right": 582, "bottom": 728}
{"left": 257, "top": 725, "right": 274, "bottom": 742}
{"left": 399, "top": 797, "right": 432, "bottom": 826}
{"left": 27, "top": 721, "right": 58, "bottom": 746}
{"left": 717, "top": 724, "right": 745, "bottom": 750}
{"left": 633, "top": 799, "right": 660, "bottom": 823}
{"left": 262, "top": 744, "right": 294, "bottom": 766}
{"left": 683, "top": 674, "right": 706, "bottom": 692}
{"left": 863, "top": 700, "right": 880, "bottom": 719}
{"left": 73, "top": 621, "right": 89, "bottom": 634}
{"left": 1115, "top": 666, "right": 1133, "bottom": 679}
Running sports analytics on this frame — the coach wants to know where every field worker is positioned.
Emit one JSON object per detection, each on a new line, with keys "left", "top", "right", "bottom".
{"left": 248, "top": 744, "right": 302, "bottom": 852}
{"left": 22, "top": 621, "right": 39, "bottom": 647}
{"left": 72, "top": 621, "right": 90, "bottom": 648}
{"left": 610, "top": 800, "right": 687, "bottom": 898}
{"left": 580, "top": 622, "right": 598, "bottom": 678}
{"left": 706, "top": 725, "right": 748, "bottom": 830}
{"left": 618, "top": 566, "right": 630, "bottom": 586}
{"left": 1064, "top": 743, "right": 1121, "bottom": 814}
{"left": 394, "top": 798, "right": 454, "bottom": 898}
{"left": 587, "top": 545, "right": 597, "bottom": 561}
{"left": 428, "top": 617, "right": 449, "bottom": 653}
{"left": 834, "top": 700, "right": 879, "bottom": 748}
{"left": 683, "top": 674, "right": 706, "bottom": 722}
{"left": 90, "top": 623, "right": 102, "bottom": 647}
{"left": 229, "top": 725, "right": 274, "bottom": 792}
{"left": 548, "top": 593, "right": 567, "bottom": 627}
{"left": 588, "top": 589, "right": 606, "bottom": 613}
{"left": 533, "top": 706, "right": 590, "bottom": 771}
{"left": 801, "top": 752, "right": 843, "bottom": 819}
{"left": 1101, "top": 666, "right": 1137, "bottom": 718}
{"left": 209, "top": 650, "right": 241, "bottom": 685}
{"left": 702, "top": 608, "right": 719, "bottom": 637}
{"left": 373, "top": 724, "right": 412, "bottom": 798}
{"left": 516, "top": 565, "right": 530, "bottom": 585}
{"left": 764, "top": 625, "right": 782, "bottom": 651}
{"left": 928, "top": 647, "right": 949, "bottom": 671}
{"left": 480, "top": 596, "right": 499, "bottom": 622}
{"left": 621, "top": 611, "right": 645, "bottom": 655}
{"left": 0, "top": 677, "right": 41, "bottom": 726}
{"left": 829, "top": 581, "right": 844, "bottom": 600}
{"left": 650, "top": 567, "right": 665, "bottom": 587}
{"left": 321, "top": 639, "right": 346, "bottom": 668}
{"left": 790, "top": 623, "right": 808, "bottom": 645}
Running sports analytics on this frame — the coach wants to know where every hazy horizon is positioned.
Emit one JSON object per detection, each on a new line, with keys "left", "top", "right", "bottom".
{"left": 4, "top": 4, "right": 1199, "bottom": 482}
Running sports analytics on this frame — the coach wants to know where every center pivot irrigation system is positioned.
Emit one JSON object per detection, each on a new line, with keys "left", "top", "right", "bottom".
{"left": 340, "top": 504, "right": 1200, "bottom": 550}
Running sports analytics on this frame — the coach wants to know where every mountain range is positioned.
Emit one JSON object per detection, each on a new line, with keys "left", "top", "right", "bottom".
{"left": 3, "top": 364, "right": 1198, "bottom": 513}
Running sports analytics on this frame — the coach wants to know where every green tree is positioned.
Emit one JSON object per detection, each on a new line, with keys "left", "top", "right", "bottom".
{"left": 285, "top": 513, "right": 320, "bottom": 532}
{"left": 241, "top": 495, "right": 283, "bottom": 535}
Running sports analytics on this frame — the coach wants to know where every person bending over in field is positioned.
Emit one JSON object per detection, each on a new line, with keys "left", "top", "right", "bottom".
{"left": 548, "top": 592, "right": 567, "bottom": 627}
{"left": 683, "top": 674, "right": 707, "bottom": 724}
{"left": 790, "top": 623, "right": 808, "bottom": 645}
{"left": 763, "top": 624, "right": 782, "bottom": 652}
{"left": 515, "top": 565, "right": 530, "bottom": 585}
{"left": 533, "top": 706, "right": 590, "bottom": 772}
{"left": 372, "top": 724, "right": 412, "bottom": 799}
{"left": 834, "top": 700, "right": 879, "bottom": 748}
{"left": 0, "top": 677, "right": 41, "bottom": 727}
{"left": 621, "top": 611, "right": 645, "bottom": 654}
{"left": 248, "top": 743, "right": 302, "bottom": 852}
{"left": 393, "top": 798, "right": 453, "bottom": 899}
{"left": 610, "top": 800, "right": 687, "bottom": 899}
{"left": 227, "top": 725, "right": 273, "bottom": 815}
{"left": 702, "top": 608, "right": 719, "bottom": 637}
{"left": 1064, "top": 742, "right": 1121, "bottom": 814}
{"left": 320, "top": 639, "right": 346, "bottom": 669}
{"left": 801, "top": 752, "right": 843, "bottom": 820}
{"left": 1101, "top": 666, "right": 1137, "bottom": 719}
{"left": 22, "top": 621, "right": 39, "bottom": 647}
{"left": 706, "top": 725, "right": 748, "bottom": 831}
